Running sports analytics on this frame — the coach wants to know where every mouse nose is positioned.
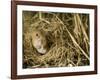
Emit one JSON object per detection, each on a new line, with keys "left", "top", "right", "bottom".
{"left": 37, "top": 45, "right": 42, "bottom": 49}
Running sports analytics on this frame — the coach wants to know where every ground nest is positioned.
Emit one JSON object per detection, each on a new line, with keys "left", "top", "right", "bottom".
{"left": 23, "top": 11, "right": 90, "bottom": 68}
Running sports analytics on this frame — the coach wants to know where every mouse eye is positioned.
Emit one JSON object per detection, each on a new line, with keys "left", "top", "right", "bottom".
{"left": 36, "top": 33, "right": 40, "bottom": 38}
{"left": 36, "top": 33, "right": 38, "bottom": 36}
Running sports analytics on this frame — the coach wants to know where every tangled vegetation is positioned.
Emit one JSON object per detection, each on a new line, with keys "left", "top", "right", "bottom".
{"left": 22, "top": 11, "right": 90, "bottom": 68}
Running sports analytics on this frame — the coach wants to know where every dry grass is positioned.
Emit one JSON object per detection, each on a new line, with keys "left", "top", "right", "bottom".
{"left": 22, "top": 11, "right": 90, "bottom": 68}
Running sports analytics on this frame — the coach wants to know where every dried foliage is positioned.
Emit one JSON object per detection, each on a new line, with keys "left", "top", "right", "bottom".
{"left": 23, "top": 11, "right": 90, "bottom": 68}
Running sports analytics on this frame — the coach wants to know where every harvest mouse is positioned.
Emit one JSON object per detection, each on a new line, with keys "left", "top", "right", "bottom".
{"left": 31, "top": 29, "right": 48, "bottom": 54}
